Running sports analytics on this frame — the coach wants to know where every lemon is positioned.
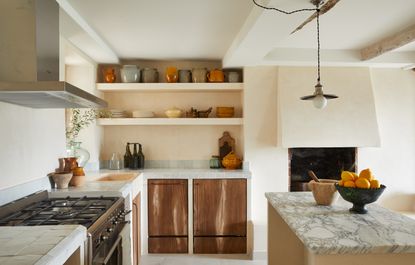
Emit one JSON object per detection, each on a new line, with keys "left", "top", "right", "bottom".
{"left": 344, "top": 180, "right": 356, "bottom": 188}
{"left": 359, "top": 168, "right": 374, "bottom": 182}
{"left": 355, "top": 177, "right": 371, "bottom": 189}
{"left": 351, "top": 172, "right": 359, "bottom": 181}
{"left": 370, "top": 179, "right": 381, "bottom": 189}
{"left": 341, "top": 171, "right": 355, "bottom": 182}
{"left": 338, "top": 180, "right": 344, "bottom": 186}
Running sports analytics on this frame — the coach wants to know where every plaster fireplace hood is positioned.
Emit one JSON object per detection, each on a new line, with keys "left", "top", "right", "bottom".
{"left": 278, "top": 67, "right": 380, "bottom": 148}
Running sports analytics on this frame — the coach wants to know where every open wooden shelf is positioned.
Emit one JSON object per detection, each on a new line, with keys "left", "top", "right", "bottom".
{"left": 96, "top": 118, "right": 243, "bottom": 126}
{"left": 96, "top": 82, "right": 243, "bottom": 92}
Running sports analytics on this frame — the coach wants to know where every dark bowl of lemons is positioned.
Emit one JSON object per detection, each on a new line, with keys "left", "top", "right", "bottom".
{"left": 335, "top": 169, "right": 386, "bottom": 214}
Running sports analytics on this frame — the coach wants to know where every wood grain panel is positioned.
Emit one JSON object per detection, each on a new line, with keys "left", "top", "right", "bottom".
{"left": 132, "top": 193, "right": 140, "bottom": 265}
{"left": 193, "top": 179, "right": 247, "bottom": 236}
{"left": 148, "top": 237, "right": 188, "bottom": 253}
{"left": 148, "top": 179, "right": 188, "bottom": 236}
{"left": 193, "top": 237, "right": 246, "bottom": 254}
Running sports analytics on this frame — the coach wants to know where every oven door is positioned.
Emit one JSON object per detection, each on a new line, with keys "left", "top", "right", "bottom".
{"left": 93, "top": 236, "right": 123, "bottom": 265}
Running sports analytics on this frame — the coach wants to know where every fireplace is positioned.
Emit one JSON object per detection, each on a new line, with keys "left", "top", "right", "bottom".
{"left": 289, "top": 148, "right": 357, "bottom": 192}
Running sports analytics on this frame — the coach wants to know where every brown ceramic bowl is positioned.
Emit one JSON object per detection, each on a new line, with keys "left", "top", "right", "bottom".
{"left": 216, "top": 107, "right": 234, "bottom": 118}
{"left": 308, "top": 179, "right": 339, "bottom": 206}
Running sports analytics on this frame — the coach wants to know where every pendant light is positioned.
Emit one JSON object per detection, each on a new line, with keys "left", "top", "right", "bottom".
{"left": 252, "top": 0, "right": 339, "bottom": 109}
{"left": 299, "top": 1, "right": 338, "bottom": 109}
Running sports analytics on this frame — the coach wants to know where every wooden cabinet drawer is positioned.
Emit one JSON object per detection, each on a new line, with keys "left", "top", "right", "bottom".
{"left": 148, "top": 237, "right": 188, "bottom": 253}
{"left": 148, "top": 179, "right": 188, "bottom": 236}
{"left": 193, "top": 237, "right": 246, "bottom": 254}
{"left": 193, "top": 179, "right": 247, "bottom": 236}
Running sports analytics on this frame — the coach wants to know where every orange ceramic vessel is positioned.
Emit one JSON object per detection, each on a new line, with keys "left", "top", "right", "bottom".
{"left": 207, "top": 69, "right": 224, "bottom": 82}
{"left": 166, "top": 67, "right": 178, "bottom": 83}
{"left": 222, "top": 151, "right": 242, "bottom": 170}
{"left": 103, "top": 68, "right": 116, "bottom": 83}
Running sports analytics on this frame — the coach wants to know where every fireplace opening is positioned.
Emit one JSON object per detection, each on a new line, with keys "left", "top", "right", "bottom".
{"left": 289, "top": 148, "right": 357, "bottom": 192}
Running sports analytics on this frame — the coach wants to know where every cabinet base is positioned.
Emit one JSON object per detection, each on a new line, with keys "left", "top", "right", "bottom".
{"left": 193, "top": 237, "right": 246, "bottom": 254}
{"left": 148, "top": 237, "right": 188, "bottom": 253}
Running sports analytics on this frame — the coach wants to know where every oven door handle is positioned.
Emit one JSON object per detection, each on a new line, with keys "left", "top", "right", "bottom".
{"left": 100, "top": 236, "right": 122, "bottom": 265}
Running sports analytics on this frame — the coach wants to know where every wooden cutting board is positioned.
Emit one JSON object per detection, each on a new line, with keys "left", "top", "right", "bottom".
{"left": 219, "top": 131, "right": 235, "bottom": 161}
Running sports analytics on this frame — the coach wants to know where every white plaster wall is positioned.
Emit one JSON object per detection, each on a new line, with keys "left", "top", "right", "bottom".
{"left": 243, "top": 66, "right": 289, "bottom": 255}
{"left": 359, "top": 68, "right": 415, "bottom": 209}
{"left": 0, "top": 103, "right": 65, "bottom": 190}
{"left": 65, "top": 64, "right": 103, "bottom": 169}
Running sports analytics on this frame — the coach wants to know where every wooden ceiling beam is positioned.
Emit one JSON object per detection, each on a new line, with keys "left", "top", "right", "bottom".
{"left": 361, "top": 24, "right": 415, "bottom": 61}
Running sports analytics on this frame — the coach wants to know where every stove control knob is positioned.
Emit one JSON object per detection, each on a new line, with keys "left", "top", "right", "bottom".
{"left": 107, "top": 227, "right": 114, "bottom": 232}
{"left": 113, "top": 220, "right": 119, "bottom": 225}
{"left": 101, "top": 235, "right": 109, "bottom": 241}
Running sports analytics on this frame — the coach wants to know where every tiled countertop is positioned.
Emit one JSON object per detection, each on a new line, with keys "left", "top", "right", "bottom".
{"left": 0, "top": 225, "right": 86, "bottom": 265}
{"left": 265, "top": 192, "right": 415, "bottom": 255}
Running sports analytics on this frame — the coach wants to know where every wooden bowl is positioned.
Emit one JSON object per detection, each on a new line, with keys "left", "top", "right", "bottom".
{"left": 308, "top": 179, "right": 339, "bottom": 206}
{"left": 216, "top": 107, "right": 234, "bottom": 118}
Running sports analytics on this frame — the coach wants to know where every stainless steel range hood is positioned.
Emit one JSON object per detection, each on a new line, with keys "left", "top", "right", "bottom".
{"left": 0, "top": 0, "right": 107, "bottom": 109}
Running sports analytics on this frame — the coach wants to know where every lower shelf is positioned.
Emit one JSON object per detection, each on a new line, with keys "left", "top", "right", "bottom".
{"left": 96, "top": 118, "right": 243, "bottom": 126}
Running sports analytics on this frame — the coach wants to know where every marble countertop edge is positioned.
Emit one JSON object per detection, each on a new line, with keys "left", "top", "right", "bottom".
{"left": 265, "top": 192, "right": 415, "bottom": 255}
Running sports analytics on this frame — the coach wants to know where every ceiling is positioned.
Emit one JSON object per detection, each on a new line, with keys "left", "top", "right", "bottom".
{"left": 58, "top": 0, "right": 415, "bottom": 68}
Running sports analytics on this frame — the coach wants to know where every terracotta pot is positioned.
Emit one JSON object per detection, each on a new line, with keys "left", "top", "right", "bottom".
{"left": 70, "top": 175, "right": 85, "bottom": 187}
{"left": 52, "top": 172, "right": 73, "bottom": 189}
{"left": 63, "top": 157, "right": 78, "bottom": 172}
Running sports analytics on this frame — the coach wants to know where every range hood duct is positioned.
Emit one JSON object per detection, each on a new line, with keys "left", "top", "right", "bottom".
{"left": 0, "top": 0, "right": 107, "bottom": 109}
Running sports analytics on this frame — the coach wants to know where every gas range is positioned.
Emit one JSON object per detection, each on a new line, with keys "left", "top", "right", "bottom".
{"left": 0, "top": 190, "right": 129, "bottom": 265}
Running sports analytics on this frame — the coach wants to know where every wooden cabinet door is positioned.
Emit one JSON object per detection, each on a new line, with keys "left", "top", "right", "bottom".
{"left": 193, "top": 179, "right": 247, "bottom": 236}
{"left": 148, "top": 179, "right": 188, "bottom": 236}
{"left": 132, "top": 193, "right": 140, "bottom": 265}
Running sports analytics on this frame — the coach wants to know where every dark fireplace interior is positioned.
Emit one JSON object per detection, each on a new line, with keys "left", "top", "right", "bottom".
{"left": 289, "top": 147, "right": 357, "bottom": 192}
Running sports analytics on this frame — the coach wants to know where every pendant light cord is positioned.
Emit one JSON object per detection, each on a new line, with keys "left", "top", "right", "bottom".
{"left": 317, "top": 7, "right": 321, "bottom": 82}
{"left": 252, "top": 0, "right": 317, "bottom": 14}
{"left": 251, "top": 0, "right": 322, "bottom": 83}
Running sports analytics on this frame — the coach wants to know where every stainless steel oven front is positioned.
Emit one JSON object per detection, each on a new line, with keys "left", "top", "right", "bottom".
{"left": 86, "top": 199, "right": 130, "bottom": 265}
{"left": 91, "top": 235, "right": 123, "bottom": 265}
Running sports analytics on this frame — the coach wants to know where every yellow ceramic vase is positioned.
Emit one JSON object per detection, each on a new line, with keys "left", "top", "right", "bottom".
{"left": 222, "top": 151, "right": 242, "bottom": 170}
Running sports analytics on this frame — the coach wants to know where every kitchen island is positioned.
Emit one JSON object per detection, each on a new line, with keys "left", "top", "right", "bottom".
{"left": 266, "top": 192, "right": 415, "bottom": 265}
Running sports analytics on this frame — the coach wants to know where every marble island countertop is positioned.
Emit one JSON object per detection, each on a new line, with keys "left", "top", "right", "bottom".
{"left": 265, "top": 192, "right": 415, "bottom": 255}
{"left": 0, "top": 225, "right": 86, "bottom": 265}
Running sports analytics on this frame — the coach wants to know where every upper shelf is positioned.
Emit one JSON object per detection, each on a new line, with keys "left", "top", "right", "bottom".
{"left": 96, "top": 82, "right": 243, "bottom": 92}
{"left": 97, "top": 118, "right": 243, "bottom": 126}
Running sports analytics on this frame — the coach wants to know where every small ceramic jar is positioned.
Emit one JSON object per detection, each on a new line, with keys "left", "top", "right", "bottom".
{"left": 209, "top": 156, "right": 221, "bottom": 169}
{"left": 121, "top": 65, "right": 140, "bottom": 83}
